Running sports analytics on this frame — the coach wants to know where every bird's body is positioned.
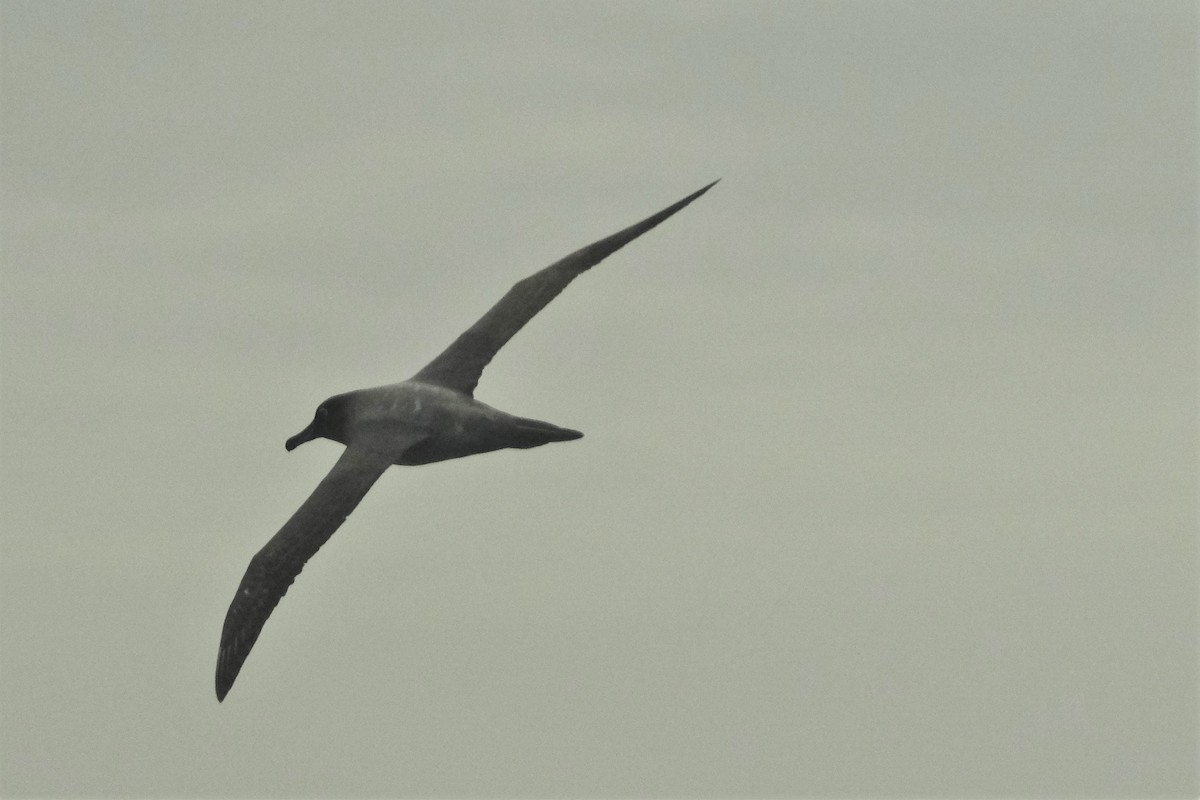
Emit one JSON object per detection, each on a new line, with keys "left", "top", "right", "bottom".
{"left": 293, "top": 380, "right": 582, "bottom": 466}
{"left": 216, "top": 181, "right": 717, "bottom": 701}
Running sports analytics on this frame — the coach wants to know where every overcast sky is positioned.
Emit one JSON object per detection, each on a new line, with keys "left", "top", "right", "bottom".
{"left": 1, "top": 2, "right": 1195, "bottom": 797}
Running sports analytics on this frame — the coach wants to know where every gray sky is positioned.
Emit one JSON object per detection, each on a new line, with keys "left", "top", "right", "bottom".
{"left": 1, "top": 1, "right": 1195, "bottom": 797}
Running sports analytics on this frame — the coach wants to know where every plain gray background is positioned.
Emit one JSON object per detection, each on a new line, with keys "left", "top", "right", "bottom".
{"left": 1, "top": 1, "right": 1195, "bottom": 797}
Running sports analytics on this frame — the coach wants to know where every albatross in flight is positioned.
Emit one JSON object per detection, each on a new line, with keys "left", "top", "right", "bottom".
{"left": 216, "top": 181, "right": 718, "bottom": 701}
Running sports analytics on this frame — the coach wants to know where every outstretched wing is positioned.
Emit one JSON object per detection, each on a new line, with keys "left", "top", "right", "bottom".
{"left": 412, "top": 180, "right": 718, "bottom": 396}
{"left": 215, "top": 444, "right": 408, "bottom": 701}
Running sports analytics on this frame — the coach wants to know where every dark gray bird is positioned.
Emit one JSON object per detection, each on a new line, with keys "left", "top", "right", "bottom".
{"left": 216, "top": 181, "right": 717, "bottom": 701}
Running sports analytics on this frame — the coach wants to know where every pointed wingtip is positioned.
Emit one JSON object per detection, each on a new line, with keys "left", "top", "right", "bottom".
{"left": 216, "top": 663, "right": 231, "bottom": 702}
{"left": 216, "top": 644, "right": 241, "bottom": 702}
{"left": 686, "top": 179, "right": 720, "bottom": 202}
{"left": 666, "top": 179, "right": 719, "bottom": 212}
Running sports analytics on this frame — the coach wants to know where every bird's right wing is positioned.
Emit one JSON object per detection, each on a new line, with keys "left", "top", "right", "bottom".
{"left": 215, "top": 442, "right": 416, "bottom": 701}
{"left": 411, "top": 181, "right": 718, "bottom": 396}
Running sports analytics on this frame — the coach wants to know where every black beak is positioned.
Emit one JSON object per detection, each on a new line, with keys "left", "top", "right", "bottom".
{"left": 285, "top": 421, "right": 319, "bottom": 451}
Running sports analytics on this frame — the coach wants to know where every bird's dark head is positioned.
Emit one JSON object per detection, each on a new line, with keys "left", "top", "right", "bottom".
{"left": 286, "top": 394, "right": 352, "bottom": 451}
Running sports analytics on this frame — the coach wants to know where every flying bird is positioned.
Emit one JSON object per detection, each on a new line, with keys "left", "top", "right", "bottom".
{"left": 216, "top": 181, "right": 718, "bottom": 701}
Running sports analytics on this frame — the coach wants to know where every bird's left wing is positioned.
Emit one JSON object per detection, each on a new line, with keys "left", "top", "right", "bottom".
{"left": 411, "top": 181, "right": 718, "bottom": 396}
{"left": 215, "top": 441, "right": 417, "bottom": 701}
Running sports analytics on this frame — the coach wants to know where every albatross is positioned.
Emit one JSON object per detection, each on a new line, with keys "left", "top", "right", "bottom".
{"left": 215, "top": 181, "right": 718, "bottom": 701}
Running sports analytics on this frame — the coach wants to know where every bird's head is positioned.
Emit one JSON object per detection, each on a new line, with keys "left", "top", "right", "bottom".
{"left": 286, "top": 394, "right": 352, "bottom": 451}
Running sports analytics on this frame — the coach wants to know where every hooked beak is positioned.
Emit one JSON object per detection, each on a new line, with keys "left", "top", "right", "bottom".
{"left": 285, "top": 421, "right": 319, "bottom": 452}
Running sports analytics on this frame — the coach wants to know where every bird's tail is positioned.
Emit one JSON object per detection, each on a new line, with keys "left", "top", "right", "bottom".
{"left": 508, "top": 416, "right": 583, "bottom": 448}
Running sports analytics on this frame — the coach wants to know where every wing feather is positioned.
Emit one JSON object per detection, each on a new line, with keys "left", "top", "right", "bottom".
{"left": 412, "top": 181, "right": 718, "bottom": 395}
{"left": 215, "top": 445, "right": 402, "bottom": 701}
